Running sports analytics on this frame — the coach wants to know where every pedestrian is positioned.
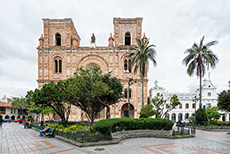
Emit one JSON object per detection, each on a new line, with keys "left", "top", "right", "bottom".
{"left": 39, "top": 124, "right": 49, "bottom": 137}
{"left": 178, "top": 120, "right": 182, "bottom": 127}
{"left": 0, "top": 118, "right": 3, "bottom": 127}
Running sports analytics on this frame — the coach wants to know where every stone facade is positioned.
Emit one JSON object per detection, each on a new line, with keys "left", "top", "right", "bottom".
{"left": 37, "top": 17, "right": 148, "bottom": 120}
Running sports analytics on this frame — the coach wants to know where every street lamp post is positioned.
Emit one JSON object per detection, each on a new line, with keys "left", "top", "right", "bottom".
{"left": 128, "top": 78, "right": 136, "bottom": 118}
{"left": 40, "top": 106, "right": 44, "bottom": 127}
{"left": 193, "top": 96, "right": 197, "bottom": 126}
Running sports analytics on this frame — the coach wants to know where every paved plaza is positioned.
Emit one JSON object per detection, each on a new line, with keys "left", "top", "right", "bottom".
{"left": 0, "top": 123, "right": 229, "bottom": 154}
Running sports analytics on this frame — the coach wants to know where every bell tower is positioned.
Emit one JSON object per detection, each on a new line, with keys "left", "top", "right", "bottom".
{"left": 113, "top": 17, "right": 143, "bottom": 47}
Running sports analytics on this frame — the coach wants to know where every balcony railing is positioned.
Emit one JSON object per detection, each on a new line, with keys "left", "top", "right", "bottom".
{"left": 0, "top": 111, "right": 6, "bottom": 114}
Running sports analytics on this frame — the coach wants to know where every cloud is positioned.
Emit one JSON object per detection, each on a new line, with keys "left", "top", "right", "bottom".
{"left": 0, "top": 0, "right": 229, "bottom": 97}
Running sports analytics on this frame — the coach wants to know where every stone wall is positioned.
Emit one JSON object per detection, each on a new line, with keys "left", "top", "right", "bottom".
{"left": 112, "top": 130, "right": 172, "bottom": 140}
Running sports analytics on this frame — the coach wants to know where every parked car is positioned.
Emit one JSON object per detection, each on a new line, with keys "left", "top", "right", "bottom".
{"left": 3, "top": 119, "right": 11, "bottom": 122}
{"left": 14, "top": 119, "right": 26, "bottom": 122}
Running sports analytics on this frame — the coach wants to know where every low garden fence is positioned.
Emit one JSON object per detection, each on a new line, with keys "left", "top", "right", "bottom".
{"left": 196, "top": 125, "right": 230, "bottom": 129}
{"left": 172, "top": 127, "right": 196, "bottom": 136}
{"left": 55, "top": 129, "right": 112, "bottom": 143}
{"left": 31, "top": 124, "right": 112, "bottom": 143}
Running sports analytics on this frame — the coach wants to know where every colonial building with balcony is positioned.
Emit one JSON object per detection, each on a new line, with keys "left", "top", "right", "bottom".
{"left": 149, "top": 79, "right": 230, "bottom": 122}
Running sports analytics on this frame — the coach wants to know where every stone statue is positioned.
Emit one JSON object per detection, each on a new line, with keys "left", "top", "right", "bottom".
{"left": 91, "top": 33, "right": 95, "bottom": 43}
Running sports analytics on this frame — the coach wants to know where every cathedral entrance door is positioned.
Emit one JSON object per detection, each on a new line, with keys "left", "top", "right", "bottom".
{"left": 121, "top": 103, "right": 134, "bottom": 118}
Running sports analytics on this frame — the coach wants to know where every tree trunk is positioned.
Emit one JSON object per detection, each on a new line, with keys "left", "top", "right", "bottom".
{"left": 142, "top": 74, "right": 144, "bottom": 107}
{"left": 106, "top": 106, "right": 110, "bottom": 119}
{"left": 90, "top": 119, "right": 94, "bottom": 132}
{"left": 199, "top": 70, "right": 202, "bottom": 109}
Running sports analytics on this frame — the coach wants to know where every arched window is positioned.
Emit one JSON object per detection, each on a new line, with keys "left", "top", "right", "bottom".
{"left": 128, "top": 59, "right": 131, "bottom": 72}
{"left": 54, "top": 57, "right": 62, "bottom": 73}
{"left": 124, "top": 58, "right": 131, "bottom": 72}
{"left": 124, "top": 59, "right": 128, "bottom": 72}
{"left": 56, "top": 33, "right": 61, "bottom": 46}
{"left": 185, "top": 113, "right": 189, "bottom": 119}
{"left": 59, "top": 60, "right": 62, "bottom": 72}
{"left": 125, "top": 32, "right": 131, "bottom": 45}
{"left": 171, "top": 113, "right": 176, "bottom": 122}
{"left": 208, "top": 92, "right": 211, "bottom": 96}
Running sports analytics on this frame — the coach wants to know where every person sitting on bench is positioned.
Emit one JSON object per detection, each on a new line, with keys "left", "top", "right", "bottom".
{"left": 39, "top": 124, "right": 49, "bottom": 136}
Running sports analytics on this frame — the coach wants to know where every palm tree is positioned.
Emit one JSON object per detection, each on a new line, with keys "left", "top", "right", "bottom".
{"left": 129, "top": 38, "right": 157, "bottom": 107}
{"left": 183, "top": 36, "right": 218, "bottom": 108}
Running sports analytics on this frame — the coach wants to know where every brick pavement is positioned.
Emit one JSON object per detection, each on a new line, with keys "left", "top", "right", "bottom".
{"left": 0, "top": 123, "right": 89, "bottom": 154}
{"left": 0, "top": 123, "right": 229, "bottom": 154}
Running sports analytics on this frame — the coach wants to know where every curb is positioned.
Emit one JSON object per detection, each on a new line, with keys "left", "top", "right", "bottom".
{"left": 196, "top": 128, "right": 230, "bottom": 132}
{"left": 31, "top": 127, "right": 195, "bottom": 147}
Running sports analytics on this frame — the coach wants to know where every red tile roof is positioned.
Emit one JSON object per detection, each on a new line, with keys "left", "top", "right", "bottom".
{"left": 0, "top": 102, "right": 11, "bottom": 107}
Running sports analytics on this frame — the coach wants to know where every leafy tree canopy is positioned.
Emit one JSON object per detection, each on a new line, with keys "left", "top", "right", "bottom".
{"left": 129, "top": 38, "right": 157, "bottom": 107}
{"left": 206, "top": 106, "right": 222, "bottom": 121}
{"left": 66, "top": 66, "right": 119, "bottom": 129}
{"left": 151, "top": 94, "right": 181, "bottom": 118}
{"left": 139, "top": 104, "right": 155, "bottom": 118}
{"left": 218, "top": 90, "right": 230, "bottom": 112}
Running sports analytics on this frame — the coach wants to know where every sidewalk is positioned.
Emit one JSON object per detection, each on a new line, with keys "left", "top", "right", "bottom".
{"left": 0, "top": 123, "right": 90, "bottom": 154}
{"left": 0, "top": 123, "right": 230, "bottom": 154}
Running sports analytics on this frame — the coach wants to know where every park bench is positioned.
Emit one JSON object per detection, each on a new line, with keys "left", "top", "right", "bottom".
{"left": 24, "top": 122, "right": 32, "bottom": 129}
{"left": 45, "top": 128, "right": 55, "bottom": 137}
{"left": 27, "top": 123, "right": 32, "bottom": 128}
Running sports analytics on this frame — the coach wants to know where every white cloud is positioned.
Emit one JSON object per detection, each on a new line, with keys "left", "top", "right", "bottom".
{"left": 0, "top": 0, "right": 229, "bottom": 97}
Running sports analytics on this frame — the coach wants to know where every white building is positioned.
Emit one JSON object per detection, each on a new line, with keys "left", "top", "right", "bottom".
{"left": 149, "top": 79, "right": 229, "bottom": 122}
{"left": 0, "top": 95, "right": 26, "bottom": 121}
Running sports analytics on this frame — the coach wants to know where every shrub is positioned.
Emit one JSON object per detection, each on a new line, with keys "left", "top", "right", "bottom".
{"left": 93, "top": 118, "right": 174, "bottom": 134}
{"left": 208, "top": 121, "right": 230, "bottom": 126}
{"left": 196, "top": 108, "right": 207, "bottom": 125}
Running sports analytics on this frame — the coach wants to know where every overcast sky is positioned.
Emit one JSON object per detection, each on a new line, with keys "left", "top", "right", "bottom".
{"left": 0, "top": 0, "right": 229, "bottom": 98}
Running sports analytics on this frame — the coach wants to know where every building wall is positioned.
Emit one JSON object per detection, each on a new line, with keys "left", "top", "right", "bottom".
{"left": 149, "top": 80, "right": 230, "bottom": 122}
{"left": 37, "top": 17, "right": 148, "bottom": 120}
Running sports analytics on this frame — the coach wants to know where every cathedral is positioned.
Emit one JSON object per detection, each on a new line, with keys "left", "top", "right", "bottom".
{"left": 37, "top": 17, "right": 148, "bottom": 120}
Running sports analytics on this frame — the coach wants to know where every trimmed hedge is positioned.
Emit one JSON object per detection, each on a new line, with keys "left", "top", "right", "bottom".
{"left": 93, "top": 118, "right": 174, "bottom": 134}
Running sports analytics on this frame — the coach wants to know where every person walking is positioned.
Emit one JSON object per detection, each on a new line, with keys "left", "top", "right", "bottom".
{"left": 0, "top": 118, "right": 3, "bottom": 127}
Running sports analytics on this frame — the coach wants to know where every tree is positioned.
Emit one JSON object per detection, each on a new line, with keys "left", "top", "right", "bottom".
{"left": 196, "top": 108, "right": 207, "bottom": 125}
{"left": 218, "top": 90, "right": 230, "bottom": 112}
{"left": 151, "top": 94, "right": 181, "bottom": 118}
{"left": 100, "top": 73, "right": 123, "bottom": 119}
{"left": 27, "top": 81, "right": 72, "bottom": 127}
{"left": 183, "top": 36, "right": 218, "bottom": 108}
{"left": 129, "top": 38, "right": 157, "bottom": 107}
{"left": 66, "top": 67, "right": 111, "bottom": 130}
{"left": 139, "top": 104, "right": 155, "bottom": 118}
{"left": 162, "top": 94, "right": 181, "bottom": 118}
{"left": 41, "top": 81, "right": 71, "bottom": 126}
{"left": 206, "top": 106, "right": 222, "bottom": 121}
